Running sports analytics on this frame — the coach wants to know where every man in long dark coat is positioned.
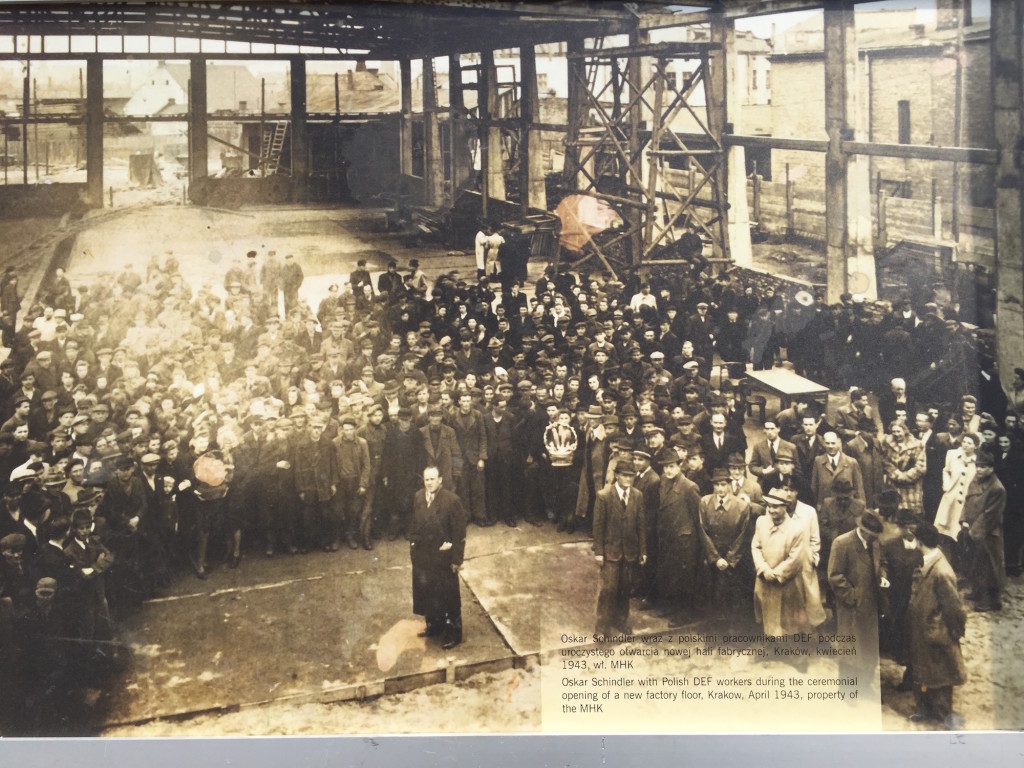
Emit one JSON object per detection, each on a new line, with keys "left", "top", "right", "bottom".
{"left": 410, "top": 465, "right": 467, "bottom": 650}
{"left": 827, "top": 511, "right": 886, "bottom": 679}
{"left": 907, "top": 520, "right": 967, "bottom": 729}
{"left": 960, "top": 451, "right": 1006, "bottom": 612}
{"left": 652, "top": 449, "right": 702, "bottom": 621}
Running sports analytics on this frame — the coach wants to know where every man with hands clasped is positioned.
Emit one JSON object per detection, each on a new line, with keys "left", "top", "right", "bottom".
{"left": 593, "top": 459, "right": 647, "bottom": 637}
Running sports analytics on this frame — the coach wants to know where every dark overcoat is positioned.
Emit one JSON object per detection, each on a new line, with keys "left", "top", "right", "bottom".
{"left": 654, "top": 474, "right": 703, "bottom": 600}
{"left": 907, "top": 551, "right": 967, "bottom": 688}
{"left": 827, "top": 529, "right": 883, "bottom": 641}
{"left": 410, "top": 488, "right": 468, "bottom": 620}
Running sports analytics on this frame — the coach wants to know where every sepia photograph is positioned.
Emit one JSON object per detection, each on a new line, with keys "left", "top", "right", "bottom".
{"left": 0, "top": 0, "right": 1022, "bottom": 742}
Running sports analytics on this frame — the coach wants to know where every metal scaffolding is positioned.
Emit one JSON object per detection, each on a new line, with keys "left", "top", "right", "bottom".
{"left": 561, "top": 39, "right": 729, "bottom": 274}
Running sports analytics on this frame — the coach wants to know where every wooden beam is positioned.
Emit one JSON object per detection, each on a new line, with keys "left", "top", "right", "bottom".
{"left": 725, "top": 134, "right": 829, "bottom": 153}
{"left": 841, "top": 140, "right": 999, "bottom": 165}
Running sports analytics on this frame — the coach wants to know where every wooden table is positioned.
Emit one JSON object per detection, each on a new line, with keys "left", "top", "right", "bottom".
{"left": 745, "top": 367, "right": 831, "bottom": 411}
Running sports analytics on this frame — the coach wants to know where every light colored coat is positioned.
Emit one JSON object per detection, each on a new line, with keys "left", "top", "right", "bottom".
{"left": 934, "top": 448, "right": 977, "bottom": 539}
{"left": 751, "top": 514, "right": 811, "bottom": 636}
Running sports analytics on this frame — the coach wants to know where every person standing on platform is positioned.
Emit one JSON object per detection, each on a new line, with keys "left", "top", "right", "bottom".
{"left": 410, "top": 465, "right": 468, "bottom": 650}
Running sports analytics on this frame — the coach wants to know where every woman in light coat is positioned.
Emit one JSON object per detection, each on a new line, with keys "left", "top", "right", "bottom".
{"left": 934, "top": 432, "right": 980, "bottom": 541}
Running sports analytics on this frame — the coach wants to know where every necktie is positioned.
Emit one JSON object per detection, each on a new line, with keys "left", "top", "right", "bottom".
{"left": 832, "top": 457, "right": 838, "bottom": 470}
{"left": 622, "top": 491, "right": 629, "bottom": 506}
{"left": 770, "top": 442, "right": 777, "bottom": 461}
{"left": 732, "top": 480, "right": 739, "bottom": 493}
{"left": 716, "top": 436, "right": 722, "bottom": 449}
{"left": 426, "top": 493, "right": 434, "bottom": 507}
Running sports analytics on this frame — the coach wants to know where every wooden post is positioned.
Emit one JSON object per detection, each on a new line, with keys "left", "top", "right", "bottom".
{"left": 422, "top": 58, "right": 444, "bottom": 206}
{"left": 752, "top": 164, "right": 761, "bottom": 226}
{"left": 21, "top": 65, "right": 28, "bottom": 185}
{"left": 289, "top": 57, "right": 308, "bottom": 202}
{"left": 519, "top": 43, "right": 546, "bottom": 213}
{"left": 991, "top": 0, "right": 1024, "bottom": 382}
{"left": 482, "top": 49, "right": 505, "bottom": 202}
{"left": 562, "top": 35, "right": 586, "bottom": 192}
{"left": 824, "top": 4, "right": 876, "bottom": 302}
{"left": 85, "top": 57, "right": 103, "bottom": 208}
{"left": 189, "top": 58, "right": 208, "bottom": 190}
{"left": 785, "top": 162, "right": 794, "bottom": 236}
{"left": 449, "top": 54, "right": 473, "bottom": 202}
{"left": 399, "top": 58, "right": 413, "bottom": 178}
{"left": 932, "top": 179, "right": 942, "bottom": 239}
{"left": 877, "top": 189, "right": 888, "bottom": 248}
{"left": 713, "top": 13, "right": 752, "bottom": 268}
{"left": 626, "top": 30, "right": 644, "bottom": 264}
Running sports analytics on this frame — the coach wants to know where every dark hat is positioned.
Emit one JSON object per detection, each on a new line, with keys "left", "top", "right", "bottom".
{"left": 0, "top": 532, "right": 26, "bottom": 549}
{"left": 620, "top": 404, "right": 637, "bottom": 417}
{"left": 614, "top": 458, "right": 636, "bottom": 475}
{"left": 857, "top": 511, "right": 884, "bottom": 535}
{"left": 397, "top": 407, "right": 413, "bottom": 420}
{"left": 877, "top": 489, "right": 901, "bottom": 509}
{"left": 976, "top": 450, "right": 995, "bottom": 467}
{"left": 340, "top": 416, "right": 356, "bottom": 427}
{"left": 654, "top": 447, "right": 680, "bottom": 466}
{"left": 727, "top": 452, "right": 746, "bottom": 468}
{"left": 895, "top": 508, "right": 919, "bottom": 526}
{"left": 775, "top": 446, "right": 795, "bottom": 462}
{"left": 601, "top": 415, "right": 619, "bottom": 427}
{"left": 72, "top": 509, "right": 93, "bottom": 526}
{"left": 915, "top": 519, "right": 942, "bottom": 548}
{"left": 711, "top": 467, "right": 731, "bottom": 482}
{"left": 831, "top": 476, "right": 854, "bottom": 494}
{"left": 116, "top": 456, "right": 135, "bottom": 470}
{"left": 516, "top": 379, "right": 533, "bottom": 391}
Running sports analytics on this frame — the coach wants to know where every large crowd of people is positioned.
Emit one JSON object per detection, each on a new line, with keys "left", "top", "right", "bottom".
{"left": 0, "top": 240, "right": 1021, "bottom": 733}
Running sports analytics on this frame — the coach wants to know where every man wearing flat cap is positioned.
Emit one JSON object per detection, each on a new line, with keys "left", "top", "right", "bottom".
{"left": 593, "top": 458, "right": 647, "bottom": 636}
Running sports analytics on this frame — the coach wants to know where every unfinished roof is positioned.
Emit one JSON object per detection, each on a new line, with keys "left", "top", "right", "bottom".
{"left": 0, "top": 1, "right": 640, "bottom": 59}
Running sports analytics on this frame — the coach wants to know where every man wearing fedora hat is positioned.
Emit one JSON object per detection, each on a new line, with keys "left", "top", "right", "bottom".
{"left": 752, "top": 492, "right": 811, "bottom": 637}
{"left": 593, "top": 458, "right": 646, "bottom": 636}
{"left": 699, "top": 466, "right": 753, "bottom": 626}
{"left": 646, "top": 450, "right": 702, "bottom": 621}
{"left": 828, "top": 510, "right": 889, "bottom": 678}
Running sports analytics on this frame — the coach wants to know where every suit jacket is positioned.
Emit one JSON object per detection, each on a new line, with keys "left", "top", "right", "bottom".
{"left": 698, "top": 492, "right": 751, "bottom": 567}
{"left": 793, "top": 433, "right": 826, "bottom": 481}
{"left": 450, "top": 409, "right": 487, "bottom": 466}
{"left": 811, "top": 452, "right": 865, "bottom": 508}
{"left": 749, "top": 437, "right": 797, "bottom": 478}
{"left": 592, "top": 484, "right": 646, "bottom": 563}
{"left": 701, "top": 430, "right": 745, "bottom": 473}
{"left": 420, "top": 423, "right": 462, "bottom": 490}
